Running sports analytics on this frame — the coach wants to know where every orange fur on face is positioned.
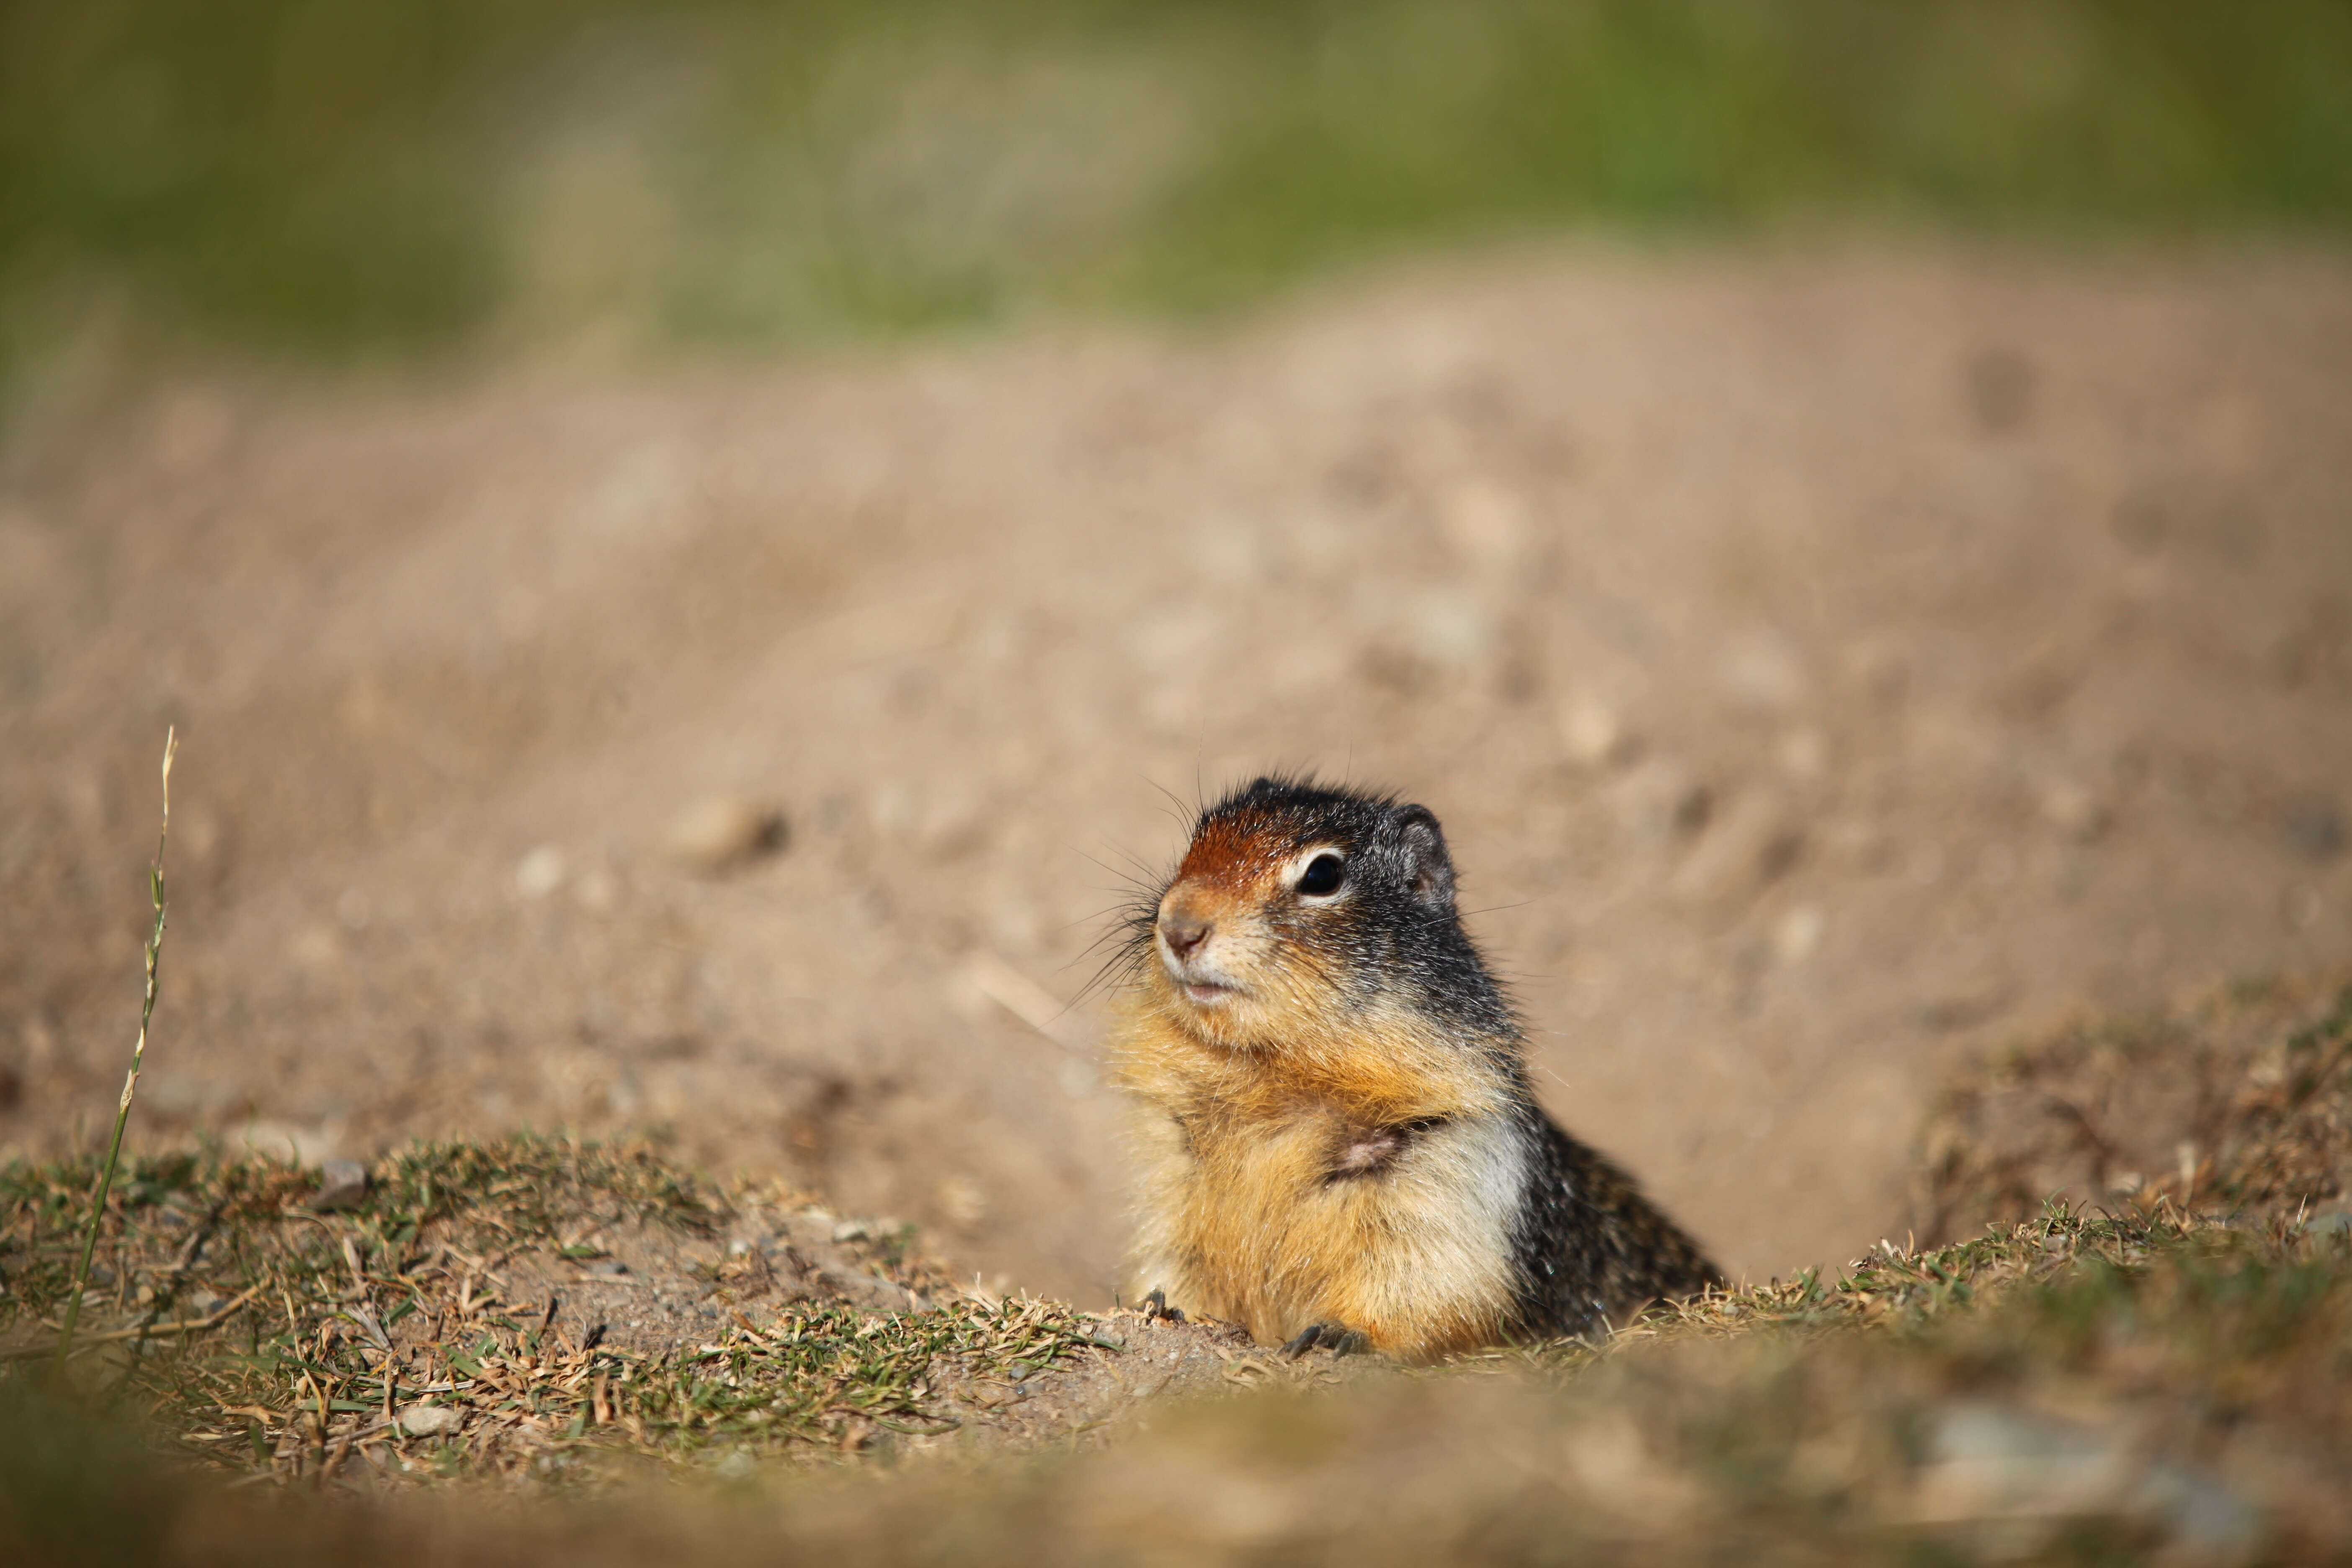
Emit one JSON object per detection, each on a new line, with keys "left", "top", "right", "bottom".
{"left": 1146, "top": 815, "right": 1365, "bottom": 1056}
{"left": 1171, "top": 802, "right": 1296, "bottom": 890}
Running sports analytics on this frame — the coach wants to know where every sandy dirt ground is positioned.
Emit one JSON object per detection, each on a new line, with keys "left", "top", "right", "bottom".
{"left": 3, "top": 245, "right": 2349, "bottom": 1307}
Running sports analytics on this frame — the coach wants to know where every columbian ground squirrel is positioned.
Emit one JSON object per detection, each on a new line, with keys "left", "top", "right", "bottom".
{"left": 1111, "top": 777, "right": 1721, "bottom": 1361}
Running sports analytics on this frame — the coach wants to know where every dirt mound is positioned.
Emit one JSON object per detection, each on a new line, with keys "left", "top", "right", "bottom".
{"left": 1921, "top": 975, "right": 2352, "bottom": 1240}
{"left": 13, "top": 1185, "right": 2352, "bottom": 1561}
{"left": 0, "top": 1136, "right": 1266, "bottom": 1485}
{"left": 4, "top": 247, "right": 2350, "bottom": 1302}
{"left": 17, "top": 972, "right": 2352, "bottom": 1550}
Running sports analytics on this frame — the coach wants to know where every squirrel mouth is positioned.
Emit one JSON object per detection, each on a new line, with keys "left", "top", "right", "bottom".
{"left": 1163, "top": 967, "right": 1240, "bottom": 1006}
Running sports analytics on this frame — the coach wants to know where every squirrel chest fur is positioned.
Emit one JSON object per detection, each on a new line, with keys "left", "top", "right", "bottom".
{"left": 1111, "top": 778, "right": 1721, "bottom": 1362}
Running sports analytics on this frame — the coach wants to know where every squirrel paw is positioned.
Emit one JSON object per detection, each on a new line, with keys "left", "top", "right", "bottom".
{"left": 1280, "top": 1320, "right": 1369, "bottom": 1359}
{"left": 1140, "top": 1288, "right": 1186, "bottom": 1324}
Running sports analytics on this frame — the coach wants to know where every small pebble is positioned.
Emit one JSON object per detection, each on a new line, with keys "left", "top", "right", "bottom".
{"left": 2039, "top": 779, "right": 2109, "bottom": 841}
{"left": 1559, "top": 692, "right": 1637, "bottom": 768}
{"left": 668, "top": 796, "right": 787, "bottom": 874}
{"left": 1403, "top": 591, "right": 1494, "bottom": 675}
{"left": 1777, "top": 727, "right": 1828, "bottom": 782}
{"left": 1773, "top": 903, "right": 1826, "bottom": 965}
{"left": 396, "top": 1404, "right": 459, "bottom": 1437}
{"left": 308, "top": 1159, "right": 369, "bottom": 1212}
{"left": 1441, "top": 480, "right": 1531, "bottom": 574}
{"left": 513, "top": 845, "right": 566, "bottom": 898}
{"left": 1719, "top": 630, "right": 1810, "bottom": 712}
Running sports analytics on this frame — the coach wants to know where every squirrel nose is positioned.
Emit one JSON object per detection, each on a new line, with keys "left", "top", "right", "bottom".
{"left": 1160, "top": 912, "right": 1212, "bottom": 960}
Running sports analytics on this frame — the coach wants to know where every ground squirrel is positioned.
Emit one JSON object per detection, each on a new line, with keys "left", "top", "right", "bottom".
{"left": 1110, "top": 776, "right": 1721, "bottom": 1361}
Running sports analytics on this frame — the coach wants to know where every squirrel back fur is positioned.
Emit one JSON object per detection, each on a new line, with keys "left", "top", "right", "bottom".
{"left": 1110, "top": 776, "right": 1720, "bottom": 1360}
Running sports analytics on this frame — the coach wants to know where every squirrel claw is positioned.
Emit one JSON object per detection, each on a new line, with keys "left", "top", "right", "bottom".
{"left": 1281, "top": 1321, "right": 1367, "bottom": 1359}
{"left": 1140, "top": 1288, "right": 1186, "bottom": 1324}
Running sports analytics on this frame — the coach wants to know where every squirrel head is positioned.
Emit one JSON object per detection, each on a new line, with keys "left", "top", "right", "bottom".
{"left": 1126, "top": 776, "right": 1501, "bottom": 1053}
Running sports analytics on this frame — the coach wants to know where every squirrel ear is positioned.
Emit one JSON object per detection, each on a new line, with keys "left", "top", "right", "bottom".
{"left": 1392, "top": 805, "right": 1456, "bottom": 911}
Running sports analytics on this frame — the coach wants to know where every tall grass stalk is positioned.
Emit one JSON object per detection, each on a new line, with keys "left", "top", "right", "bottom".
{"left": 54, "top": 727, "right": 176, "bottom": 1372}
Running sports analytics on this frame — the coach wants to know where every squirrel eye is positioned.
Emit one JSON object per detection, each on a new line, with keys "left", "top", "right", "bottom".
{"left": 1296, "top": 853, "right": 1346, "bottom": 897}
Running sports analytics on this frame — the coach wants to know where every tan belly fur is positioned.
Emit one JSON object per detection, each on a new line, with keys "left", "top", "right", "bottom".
{"left": 1119, "top": 1013, "right": 1527, "bottom": 1362}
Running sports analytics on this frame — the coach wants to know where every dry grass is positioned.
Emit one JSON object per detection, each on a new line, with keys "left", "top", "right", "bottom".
{"left": 10, "top": 977, "right": 2352, "bottom": 1561}
{"left": 52, "top": 727, "right": 176, "bottom": 1369}
{"left": 1, "top": 1135, "right": 1110, "bottom": 1488}
{"left": 1919, "top": 975, "right": 2352, "bottom": 1240}
{"left": 10, "top": 1192, "right": 2352, "bottom": 1564}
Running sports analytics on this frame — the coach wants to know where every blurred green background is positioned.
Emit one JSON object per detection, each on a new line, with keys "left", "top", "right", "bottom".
{"left": 5, "top": 0, "right": 2349, "bottom": 369}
